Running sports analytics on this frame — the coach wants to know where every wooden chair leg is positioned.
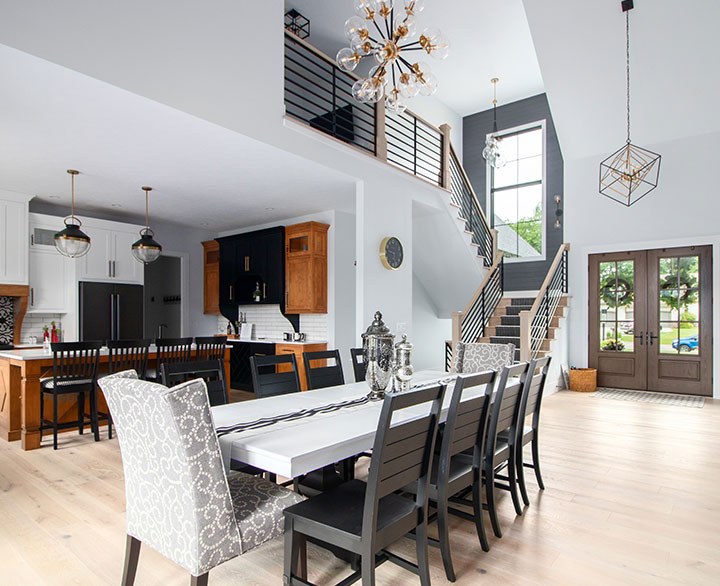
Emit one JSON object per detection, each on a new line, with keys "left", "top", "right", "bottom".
{"left": 532, "top": 435, "right": 545, "bottom": 490}
{"left": 190, "top": 573, "right": 208, "bottom": 586}
{"left": 415, "top": 520, "right": 432, "bottom": 586}
{"left": 484, "top": 463, "right": 502, "bottom": 538}
{"left": 472, "top": 477, "right": 490, "bottom": 552}
{"left": 436, "top": 498, "right": 456, "bottom": 582}
{"left": 516, "top": 442, "right": 530, "bottom": 507}
{"left": 361, "top": 548, "right": 376, "bottom": 586}
{"left": 121, "top": 535, "right": 141, "bottom": 586}
{"left": 507, "top": 447, "right": 523, "bottom": 516}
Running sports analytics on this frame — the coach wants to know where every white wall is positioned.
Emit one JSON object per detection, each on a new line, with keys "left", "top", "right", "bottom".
{"left": 565, "top": 131, "right": 720, "bottom": 398}
{"left": 412, "top": 275, "right": 451, "bottom": 371}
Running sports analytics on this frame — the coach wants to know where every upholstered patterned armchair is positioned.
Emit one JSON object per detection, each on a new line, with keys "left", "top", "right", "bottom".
{"left": 450, "top": 342, "right": 516, "bottom": 374}
{"left": 98, "top": 370, "right": 303, "bottom": 586}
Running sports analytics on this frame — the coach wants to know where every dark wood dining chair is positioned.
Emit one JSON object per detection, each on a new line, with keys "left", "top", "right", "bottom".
{"left": 483, "top": 361, "right": 530, "bottom": 538}
{"left": 250, "top": 354, "right": 301, "bottom": 398}
{"left": 303, "top": 349, "right": 344, "bottom": 390}
{"left": 349, "top": 347, "right": 366, "bottom": 382}
{"left": 147, "top": 337, "right": 193, "bottom": 381}
{"left": 514, "top": 355, "right": 552, "bottom": 506}
{"left": 283, "top": 383, "right": 446, "bottom": 586}
{"left": 194, "top": 336, "right": 227, "bottom": 362}
{"left": 404, "top": 370, "right": 496, "bottom": 581}
{"left": 160, "top": 359, "right": 229, "bottom": 407}
{"left": 40, "top": 341, "right": 102, "bottom": 449}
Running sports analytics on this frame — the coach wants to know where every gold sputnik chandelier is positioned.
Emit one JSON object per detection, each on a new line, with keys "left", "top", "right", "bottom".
{"left": 336, "top": 0, "right": 449, "bottom": 114}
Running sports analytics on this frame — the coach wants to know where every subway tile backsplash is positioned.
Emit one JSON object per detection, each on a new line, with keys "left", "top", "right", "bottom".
{"left": 21, "top": 313, "right": 64, "bottom": 343}
{"left": 216, "top": 304, "right": 327, "bottom": 342}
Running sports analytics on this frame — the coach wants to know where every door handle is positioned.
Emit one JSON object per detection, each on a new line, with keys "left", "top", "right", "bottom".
{"left": 648, "top": 332, "right": 659, "bottom": 345}
{"left": 109, "top": 260, "right": 112, "bottom": 278}
{"left": 229, "top": 285, "right": 234, "bottom": 301}
{"left": 633, "top": 331, "right": 644, "bottom": 346}
{"left": 115, "top": 294, "right": 121, "bottom": 339}
{"left": 112, "top": 260, "right": 116, "bottom": 278}
{"left": 30, "top": 288, "right": 34, "bottom": 306}
{"left": 245, "top": 256, "right": 250, "bottom": 272}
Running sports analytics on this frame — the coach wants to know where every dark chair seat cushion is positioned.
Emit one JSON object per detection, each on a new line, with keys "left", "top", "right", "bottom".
{"left": 284, "top": 479, "right": 419, "bottom": 549}
{"left": 227, "top": 471, "right": 304, "bottom": 554}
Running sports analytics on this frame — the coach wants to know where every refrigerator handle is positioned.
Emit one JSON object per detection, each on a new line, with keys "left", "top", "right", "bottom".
{"left": 110, "top": 293, "right": 116, "bottom": 341}
{"left": 116, "top": 294, "right": 121, "bottom": 339}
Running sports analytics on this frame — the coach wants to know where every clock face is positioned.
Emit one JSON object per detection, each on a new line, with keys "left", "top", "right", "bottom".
{"left": 380, "top": 236, "right": 404, "bottom": 270}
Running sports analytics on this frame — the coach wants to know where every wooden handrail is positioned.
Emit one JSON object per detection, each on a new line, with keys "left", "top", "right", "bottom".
{"left": 527, "top": 243, "right": 570, "bottom": 319}
{"left": 461, "top": 252, "right": 503, "bottom": 317}
{"left": 448, "top": 143, "right": 493, "bottom": 236}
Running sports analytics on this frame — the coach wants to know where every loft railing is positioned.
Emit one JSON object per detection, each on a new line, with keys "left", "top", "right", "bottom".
{"left": 448, "top": 145, "right": 494, "bottom": 266}
{"left": 451, "top": 252, "right": 504, "bottom": 349}
{"left": 519, "top": 243, "right": 570, "bottom": 361}
{"left": 283, "top": 30, "right": 494, "bottom": 266}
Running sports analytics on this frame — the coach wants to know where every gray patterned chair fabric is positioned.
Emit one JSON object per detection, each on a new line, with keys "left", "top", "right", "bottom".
{"left": 98, "top": 370, "right": 303, "bottom": 577}
{"left": 451, "top": 342, "right": 515, "bottom": 374}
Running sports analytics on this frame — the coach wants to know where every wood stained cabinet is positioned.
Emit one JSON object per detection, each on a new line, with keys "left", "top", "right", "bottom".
{"left": 285, "top": 222, "right": 329, "bottom": 314}
{"left": 202, "top": 240, "right": 220, "bottom": 315}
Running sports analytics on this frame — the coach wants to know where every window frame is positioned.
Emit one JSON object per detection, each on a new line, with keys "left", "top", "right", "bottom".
{"left": 485, "top": 119, "right": 547, "bottom": 263}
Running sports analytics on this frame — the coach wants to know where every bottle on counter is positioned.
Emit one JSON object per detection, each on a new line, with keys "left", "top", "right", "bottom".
{"left": 50, "top": 321, "right": 59, "bottom": 343}
{"left": 42, "top": 325, "right": 49, "bottom": 343}
{"left": 226, "top": 322, "right": 232, "bottom": 335}
{"left": 253, "top": 283, "right": 261, "bottom": 303}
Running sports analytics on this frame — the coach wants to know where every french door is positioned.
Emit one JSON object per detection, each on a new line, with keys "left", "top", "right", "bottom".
{"left": 589, "top": 245, "right": 713, "bottom": 396}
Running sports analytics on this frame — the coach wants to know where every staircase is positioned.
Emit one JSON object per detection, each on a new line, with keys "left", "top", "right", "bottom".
{"left": 481, "top": 296, "right": 568, "bottom": 361}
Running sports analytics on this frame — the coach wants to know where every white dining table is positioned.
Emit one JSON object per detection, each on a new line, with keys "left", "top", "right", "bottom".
{"left": 212, "top": 370, "right": 489, "bottom": 479}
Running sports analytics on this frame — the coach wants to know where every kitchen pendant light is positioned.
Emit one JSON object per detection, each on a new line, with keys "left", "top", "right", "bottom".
{"left": 599, "top": 0, "right": 661, "bottom": 206}
{"left": 131, "top": 186, "right": 162, "bottom": 264}
{"left": 54, "top": 169, "right": 92, "bottom": 258}
{"left": 482, "top": 78, "right": 506, "bottom": 169}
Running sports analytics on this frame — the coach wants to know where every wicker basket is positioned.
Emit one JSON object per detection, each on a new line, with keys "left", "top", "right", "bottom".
{"left": 569, "top": 368, "right": 597, "bottom": 392}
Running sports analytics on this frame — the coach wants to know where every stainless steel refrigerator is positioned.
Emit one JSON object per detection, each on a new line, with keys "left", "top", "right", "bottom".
{"left": 79, "top": 282, "right": 144, "bottom": 342}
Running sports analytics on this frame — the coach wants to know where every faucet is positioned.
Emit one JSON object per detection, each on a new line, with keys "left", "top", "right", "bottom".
{"left": 157, "top": 324, "right": 167, "bottom": 339}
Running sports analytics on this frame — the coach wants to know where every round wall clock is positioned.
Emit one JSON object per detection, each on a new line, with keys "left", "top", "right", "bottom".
{"left": 380, "top": 236, "right": 404, "bottom": 270}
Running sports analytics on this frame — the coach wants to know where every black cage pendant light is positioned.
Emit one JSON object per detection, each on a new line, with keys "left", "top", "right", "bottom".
{"left": 599, "top": 0, "right": 661, "bottom": 206}
{"left": 54, "top": 169, "right": 91, "bottom": 258}
{"left": 131, "top": 186, "right": 162, "bottom": 264}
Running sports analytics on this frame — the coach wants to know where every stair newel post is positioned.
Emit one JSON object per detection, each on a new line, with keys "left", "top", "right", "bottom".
{"left": 491, "top": 229, "right": 499, "bottom": 268}
{"left": 519, "top": 310, "right": 532, "bottom": 362}
{"left": 375, "top": 98, "right": 388, "bottom": 162}
{"left": 451, "top": 311, "right": 463, "bottom": 350}
{"left": 439, "top": 124, "right": 452, "bottom": 190}
{"left": 480, "top": 288, "right": 486, "bottom": 337}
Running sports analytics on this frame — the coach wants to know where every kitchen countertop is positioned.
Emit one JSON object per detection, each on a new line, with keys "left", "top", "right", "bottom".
{"left": 225, "top": 338, "right": 327, "bottom": 346}
{"left": 0, "top": 343, "right": 235, "bottom": 362}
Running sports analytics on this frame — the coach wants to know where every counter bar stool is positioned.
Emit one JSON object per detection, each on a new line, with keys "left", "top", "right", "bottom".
{"left": 195, "top": 336, "right": 227, "bottom": 362}
{"left": 40, "top": 341, "right": 102, "bottom": 450}
{"left": 283, "top": 383, "right": 446, "bottom": 586}
{"left": 147, "top": 337, "right": 193, "bottom": 381}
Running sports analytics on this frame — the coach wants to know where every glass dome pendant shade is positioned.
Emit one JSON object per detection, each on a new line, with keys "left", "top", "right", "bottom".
{"left": 483, "top": 78, "right": 506, "bottom": 169}
{"left": 54, "top": 169, "right": 92, "bottom": 258}
{"left": 131, "top": 186, "right": 162, "bottom": 264}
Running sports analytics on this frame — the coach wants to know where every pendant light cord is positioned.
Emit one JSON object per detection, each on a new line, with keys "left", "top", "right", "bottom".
{"left": 70, "top": 172, "right": 76, "bottom": 222}
{"left": 492, "top": 78, "right": 498, "bottom": 134}
{"left": 626, "top": 10, "right": 631, "bottom": 144}
{"left": 145, "top": 190, "right": 149, "bottom": 230}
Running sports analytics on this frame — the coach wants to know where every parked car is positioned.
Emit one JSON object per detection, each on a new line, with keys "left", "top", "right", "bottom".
{"left": 672, "top": 334, "right": 698, "bottom": 352}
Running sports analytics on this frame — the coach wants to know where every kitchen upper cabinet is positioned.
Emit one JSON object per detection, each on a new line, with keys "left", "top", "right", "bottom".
{"left": 78, "top": 223, "right": 143, "bottom": 284}
{"left": 285, "top": 222, "right": 328, "bottom": 313}
{"left": 28, "top": 249, "right": 70, "bottom": 313}
{"left": 0, "top": 194, "right": 30, "bottom": 285}
{"left": 202, "top": 240, "right": 220, "bottom": 315}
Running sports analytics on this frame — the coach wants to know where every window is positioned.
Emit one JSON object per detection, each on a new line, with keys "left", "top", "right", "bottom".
{"left": 488, "top": 122, "right": 545, "bottom": 260}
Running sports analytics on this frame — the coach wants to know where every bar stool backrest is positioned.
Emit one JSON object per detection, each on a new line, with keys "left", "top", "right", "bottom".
{"left": 303, "top": 349, "right": 344, "bottom": 390}
{"left": 50, "top": 341, "right": 102, "bottom": 384}
{"left": 250, "top": 354, "right": 301, "bottom": 398}
{"left": 195, "top": 336, "right": 227, "bottom": 362}
{"left": 349, "top": 348, "right": 366, "bottom": 383}
{"left": 107, "top": 339, "right": 152, "bottom": 380}
{"left": 155, "top": 337, "right": 193, "bottom": 369}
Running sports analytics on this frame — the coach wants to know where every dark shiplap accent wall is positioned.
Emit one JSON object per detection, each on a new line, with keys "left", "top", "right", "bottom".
{"left": 463, "top": 93, "right": 564, "bottom": 291}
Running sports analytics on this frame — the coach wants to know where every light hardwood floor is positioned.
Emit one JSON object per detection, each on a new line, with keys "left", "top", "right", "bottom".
{"left": 1, "top": 391, "right": 719, "bottom": 585}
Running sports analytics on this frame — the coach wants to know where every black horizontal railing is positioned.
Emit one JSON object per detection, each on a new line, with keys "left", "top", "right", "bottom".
{"left": 449, "top": 146, "right": 494, "bottom": 266}
{"left": 528, "top": 246, "right": 568, "bottom": 358}
{"left": 385, "top": 111, "right": 443, "bottom": 186}
{"left": 461, "top": 256, "right": 504, "bottom": 344}
{"left": 284, "top": 32, "right": 376, "bottom": 156}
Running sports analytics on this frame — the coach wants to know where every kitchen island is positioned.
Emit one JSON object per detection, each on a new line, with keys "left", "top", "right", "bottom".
{"left": 0, "top": 345, "right": 231, "bottom": 450}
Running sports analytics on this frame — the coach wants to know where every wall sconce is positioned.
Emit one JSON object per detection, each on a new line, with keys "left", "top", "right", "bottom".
{"left": 554, "top": 195, "right": 563, "bottom": 229}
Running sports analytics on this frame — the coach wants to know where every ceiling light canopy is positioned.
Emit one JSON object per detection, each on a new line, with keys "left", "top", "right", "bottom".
{"left": 599, "top": 0, "right": 661, "bottom": 206}
{"left": 54, "top": 169, "right": 91, "bottom": 258}
{"left": 337, "top": 0, "right": 449, "bottom": 114}
{"left": 131, "top": 186, "right": 162, "bottom": 264}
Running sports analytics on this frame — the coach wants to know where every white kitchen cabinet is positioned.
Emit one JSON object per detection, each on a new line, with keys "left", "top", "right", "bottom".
{"left": 0, "top": 193, "right": 30, "bottom": 285}
{"left": 77, "top": 223, "right": 143, "bottom": 284}
{"left": 112, "top": 228, "right": 144, "bottom": 283}
{"left": 28, "top": 249, "right": 70, "bottom": 313}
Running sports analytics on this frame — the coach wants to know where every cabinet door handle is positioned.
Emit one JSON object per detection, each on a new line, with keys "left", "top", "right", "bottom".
{"left": 109, "top": 260, "right": 112, "bottom": 278}
{"left": 263, "top": 283, "right": 267, "bottom": 299}
{"left": 245, "top": 256, "right": 250, "bottom": 272}
{"left": 31, "top": 234, "right": 34, "bottom": 246}
{"left": 30, "top": 288, "right": 34, "bottom": 306}
{"left": 112, "top": 260, "right": 116, "bottom": 278}
{"left": 229, "top": 285, "right": 234, "bottom": 300}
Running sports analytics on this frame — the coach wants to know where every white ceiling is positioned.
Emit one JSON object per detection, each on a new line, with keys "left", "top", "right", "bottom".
{"left": 0, "top": 43, "right": 356, "bottom": 230}
{"left": 287, "top": 0, "right": 545, "bottom": 117}
{"left": 523, "top": 0, "right": 720, "bottom": 160}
